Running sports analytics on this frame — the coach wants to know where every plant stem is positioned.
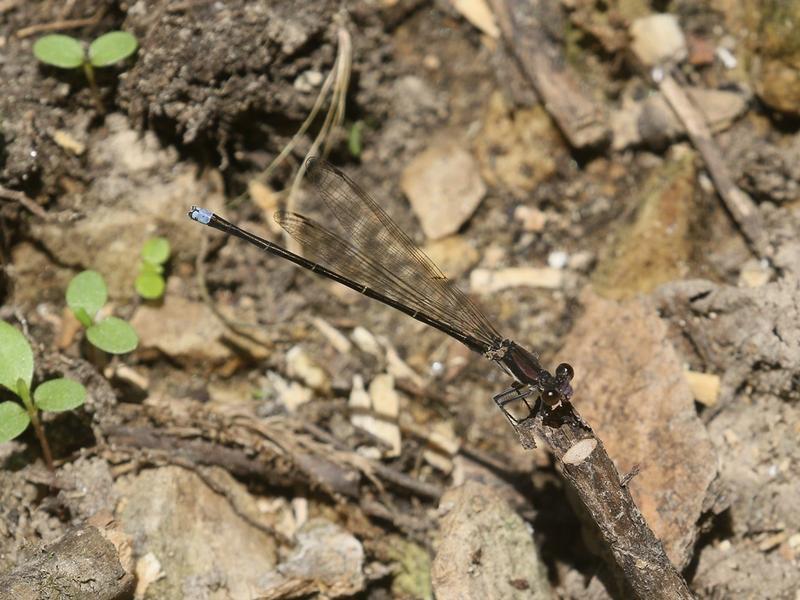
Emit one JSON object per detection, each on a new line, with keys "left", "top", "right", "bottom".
{"left": 29, "top": 411, "right": 55, "bottom": 472}
{"left": 17, "top": 381, "right": 55, "bottom": 472}
{"left": 83, "top": 61, "right": 105, "bottom": 114}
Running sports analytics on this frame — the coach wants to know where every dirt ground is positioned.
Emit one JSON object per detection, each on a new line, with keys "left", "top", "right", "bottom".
{"left": 1, "top": 1, "right": 799, "bottom": 599}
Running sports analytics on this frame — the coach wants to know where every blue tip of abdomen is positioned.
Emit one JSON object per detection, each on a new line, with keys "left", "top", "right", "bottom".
{"left": 188, "top": 206, "right": 213, "bottom": 225}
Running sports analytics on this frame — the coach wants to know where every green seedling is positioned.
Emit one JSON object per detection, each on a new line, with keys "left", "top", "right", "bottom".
{"left": 67, "top": 270, "right": 138, "bottom": 354}
{"left": 0, "top": 321, "right": 87, "bottom": 471}
{"left": 135, "top": 237, "right": 171, "bottom": 300}
{"left": 348, "top": 120, "right": 364, "bottom": 157}
{"left": 33, "top": 31, "right": 138, "bottom": 113}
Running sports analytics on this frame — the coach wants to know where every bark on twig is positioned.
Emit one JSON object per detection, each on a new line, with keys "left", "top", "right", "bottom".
{"left": 512, "top": 406, "right": 694, "bottom": 599}
{"left": 0, "top": 514, "right": 134, "bottom": 600}
{"left": 490, "top": 0, "right": 609, "bottom": 149}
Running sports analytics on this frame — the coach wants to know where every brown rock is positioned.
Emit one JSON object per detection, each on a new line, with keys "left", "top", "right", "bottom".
{"left": 423, "top": 235, "right": 480, "bottom": 279}
{"left": 559, "top": 291, "right": 717, "bottom": 567}
{"left": 475, "top": 92, "right": 561, "bottom": 194}
{"left": 130, "top": 296, "right": 231, "bottom": 364}
{"left": 115, "top": 466, "right": 278, "bottom": 599}
{"left": 432, "top": 481, "right": 552, "bottom": 600}
{"left": 592, "top": 151, "right": 694, "bottom": 299}
{"left": 401, "top": 140, "right": 486, "bottom": 240}
{"left": 257, "top": 519, "right": 364, "bottom": 598}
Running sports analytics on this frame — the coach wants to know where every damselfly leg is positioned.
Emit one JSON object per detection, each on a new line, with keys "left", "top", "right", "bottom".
{"left": 492, "top": 383, "right": 537, "bottom": 425}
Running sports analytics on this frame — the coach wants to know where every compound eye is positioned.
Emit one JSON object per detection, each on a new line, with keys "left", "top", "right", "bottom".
{"left": 556, "top": 363, "right": 574, "bottom": 382}
{"left": 542, "top": 389, "right": 560, "bottom": 406}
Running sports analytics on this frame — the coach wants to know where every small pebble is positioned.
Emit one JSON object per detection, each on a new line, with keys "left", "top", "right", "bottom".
{"left": 685, "top": 370, "right": 720, "bottom": 406}
{"left": 547, "top": 250, "right": 568, "bottom": 270}
{"left": 630, "top": 14, "right": 687, "bottom": 66}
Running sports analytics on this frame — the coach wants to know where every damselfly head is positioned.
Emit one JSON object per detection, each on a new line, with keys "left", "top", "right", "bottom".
{"left": 540, "top": 363, "right": 575, "bottom": 406}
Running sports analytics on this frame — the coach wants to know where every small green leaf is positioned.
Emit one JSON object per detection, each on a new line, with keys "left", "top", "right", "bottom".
{"left": 0, "top": 401, "right": 30, "bottom": 442}
{"left": 66, "top": 270, "right": 107, "bottom": 321}
{"left": 88, "top": 31, "right": 138, "bottom": 67}
{"left": 86, "top": 317, "right": 138, "bottom": 354}
{"left": 34, "top": 378, "right": 86, "bottom": 412}
{"left": 0, "top": 321, "right": 34, "bottom": 394}
{"left": 73, "top": 307, "right": 94, "bottom": 329}
{"left": 33, "top": 34, "right": 84, "bottom": 69}
{"left": 141, "top": 237, "right": 170, "bottom": 265}
{"left": 348, "top": 121, "right": 364, "bottom": 157}
{"left": 139, "top": 262, "right": 163, "bottom": 275}
{"left": 135, "top": 272, "right": 165, "bottom": 299}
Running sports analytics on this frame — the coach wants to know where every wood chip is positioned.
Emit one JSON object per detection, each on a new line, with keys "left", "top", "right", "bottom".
{"left": 684, "top": 370, "right": 721, "bottom": 407}
{"left": 470, "top": 267, "right": 562, "bottom": 292}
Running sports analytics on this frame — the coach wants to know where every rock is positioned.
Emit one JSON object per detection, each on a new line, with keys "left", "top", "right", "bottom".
{"left": 630, "top": 14, "right": 687, "bottom": 66}
{"left": 612, "top": 87, "right": 750, "bottom": 150}
{"left": 738, "top": 259, "right": 772, "bottom": 287}
{"left": 293, "top": 69, "right": 324, "bottom": 93}
{"left": 134, "top": 552, "right": 164, "bottom": 599}
{"left": 130, "top": 296, "right": 231, "bottom": 364}
{"left": 655, "top": 277, "right": 800, "bottom": 402}
{"left": 51, "top": 129, "right": 86, "bottom": 155}
{"left": 451, "top": 0, "right": 500, "bottom": 39}
{"left": 422, "top": 235, "right": 480, "bottom": 279}
{"left": 311, "top": 317, "right": 352, "bottom": 353}
{"left": 749, "top": 3, "right": 800, "bottom": 115}
{"left": 559, "top": 291, "right": 717, "bottom": 567}
{"left": 267, "top": 371, "right": 312, "bottom": 412}
{"left": 115, "top": 466, "right": 278, "bottom": 599}
{"left": 350, "top": 326, "right": 383, "bottom": 358}
{"left": 547, "top": 250, "right": 568, "bottom": 269}
{"left": 381, "top": 340, "right": 425, "bottom": 388}
{"left": 401, "top": 141, "right": 486, "bottom": 240}
{"left": 257, "top": 519, "right": 364, "bottom": 599}
{"left": 475, "top": 92, "right": 561, "bottom": 194}
{"left": 738, "top": 137, "right": 800, "bottom": 204}
{"left": 55, "top": 457, "right": 118, "bottom": 519}
{"left": 687, "top": 35, "right": 716, "bottom": 66}
{"left": 513, "top": 206, "right": 547, "bottom": 232}
{"left": 422, "top": 421, "right": 459, "bottom": 474}
{"left": 469, "top": 267, "right": 563, "bottom": 292}
{"left": 592, "top": 151, "right": 694, "bottom": 299}
{"left": 432, "top": 481, "right": 551, "bottom": 599}
{"left": 349, "top": 374, "right": 401, "bottom": 457}
{"left": 286, "top": 345, "right": 330, "bottom": 392}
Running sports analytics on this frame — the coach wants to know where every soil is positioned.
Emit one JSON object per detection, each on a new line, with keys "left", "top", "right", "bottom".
{"left": 1, "top": 1, "right": 799, "bottom": 599}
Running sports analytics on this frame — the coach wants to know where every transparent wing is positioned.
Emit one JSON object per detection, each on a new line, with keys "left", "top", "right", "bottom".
{"left": 273, "top": 158, "right": 503, "bottom": 348}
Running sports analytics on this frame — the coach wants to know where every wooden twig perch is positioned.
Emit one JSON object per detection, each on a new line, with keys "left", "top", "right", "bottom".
{"left": 490, "top": 0, "right": 609, "bottom": 149}
{"left": 512, "top": 407, "right": 694, "bottom": 599}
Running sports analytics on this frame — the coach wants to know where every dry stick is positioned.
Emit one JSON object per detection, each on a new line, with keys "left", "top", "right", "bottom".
{"left": 513, "top": 408, "right": 693, "bottom": 599}
{"left": 490, "top": 0, "right": 609, "bottom": 149}
{"left": 15, "top": 6, "right": 105, "bottom": 38}
{"left": 0, "top": 185, "right": 50, "bottom": 220}
{"left": 657, "top": 71, "right": 768, "bottom": 255}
